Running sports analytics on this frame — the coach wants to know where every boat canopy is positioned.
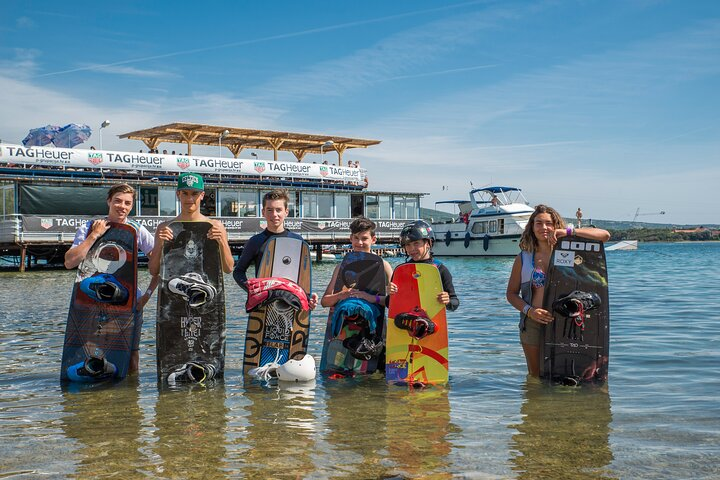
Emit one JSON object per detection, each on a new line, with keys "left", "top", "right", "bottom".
{"left": 470, "top": 186, "right": 522, "bottom": 195}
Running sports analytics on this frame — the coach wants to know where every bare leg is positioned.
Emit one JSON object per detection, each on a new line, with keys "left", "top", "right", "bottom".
{"left": 521, "top": 343, "right": 541, "bottom": 377}
{"left": 129, "top": 350, "right": 139, "bottom": 374}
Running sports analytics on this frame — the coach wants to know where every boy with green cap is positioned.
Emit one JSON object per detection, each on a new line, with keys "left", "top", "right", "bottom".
{"left": 148, "top": 173, "right": 234, "bottom": 275}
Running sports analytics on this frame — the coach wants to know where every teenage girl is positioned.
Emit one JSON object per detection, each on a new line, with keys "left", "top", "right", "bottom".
{"left": 506, "top": 205, "right": 610, "bottom": 377}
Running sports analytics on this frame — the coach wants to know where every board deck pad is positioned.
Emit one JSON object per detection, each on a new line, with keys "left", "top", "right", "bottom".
{"left": 61, "top": 222, "right": 138, "bottom": 382}
{"left": 243, "top": 237, "right": 312, "bottom": 378}
{"left": 320, "top": 251, "right": 387, "bottom": 375}
{"left": 386, "top": 263, "right": 449, "bottom": 385}
{"left": 156, "top": 221, "right": 225, "bottom": 384}
{"left": 541, "top": 236, "right": 610, "bottom": 385}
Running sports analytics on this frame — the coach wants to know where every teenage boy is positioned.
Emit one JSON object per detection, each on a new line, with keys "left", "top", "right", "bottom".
{"left": 64, "top": 183, "right": 157, "bottom": 373}
{"left": 320, "top": 217, "right": 395, "bottom": 308}
{"left": 233, "top": 188, "right": 318, "bottom": 308}
{"left": 148, "top": 172, "right": 234, "bottom": 276}
{"left": 393, "top": 220, "right": 459, "bottom": 311}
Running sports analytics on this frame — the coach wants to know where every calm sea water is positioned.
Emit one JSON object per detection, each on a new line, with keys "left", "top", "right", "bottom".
{"left": 1, "top": 242, "right": 719, "bottom": 479}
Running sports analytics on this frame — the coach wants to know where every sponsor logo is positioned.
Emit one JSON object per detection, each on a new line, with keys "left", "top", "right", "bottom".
{"left": 560, "top": 240, "right": 601, "bottom": 252}
{"left": 87, "top": 152, "right": 103, "bottom": 165}
{"left": 317, "top": 221, "right": 326, "bottom": 230}
{"left": 254, "top": 161, "right": 266, "bottom": 173}
{"left": 553, "top": 250, "right": 575, "bottom": 267}
{"left": 282, "top": 255, "right": 292, "bottom": 265}
{"left": 319, "top": 166, "right": 328, "bottom": 177}
{"left": 260, "top": 220, "right": 267, "bottom": 229}
{"left": 40, "top": 218, "right": 53, "bottom": 229}
{"left": 177, "top": 157, "right": 190, "bottom": 169}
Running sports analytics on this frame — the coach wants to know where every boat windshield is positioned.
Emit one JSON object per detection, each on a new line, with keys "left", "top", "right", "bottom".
{"left": 470, "top": 187, "right": 528, "bottom": 208}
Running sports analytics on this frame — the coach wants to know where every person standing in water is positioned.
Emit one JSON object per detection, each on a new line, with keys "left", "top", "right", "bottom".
{"left": 64, "top": 183, "right": 157, "bottom": 373}
{"left": 506, "top": 205, "right": 609, "bottom": 377}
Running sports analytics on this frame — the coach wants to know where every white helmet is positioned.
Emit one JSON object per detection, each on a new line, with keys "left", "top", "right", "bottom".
{"left": 276, "top": 354, "right": 316, "bottom": 382}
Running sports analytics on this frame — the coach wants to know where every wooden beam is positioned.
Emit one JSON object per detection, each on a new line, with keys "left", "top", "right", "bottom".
{"left": 229, "top": 144, "right": 244, "bottom": 158}
{"left": 180, "top": 131, "right": 200, "bottom": 155}
{"left": 292, "top": 150, "right": 308, "bottom": 162}
{"left": 335, "top": 144, "right": 348, "bottom": 166}
{"left": 267, "top": 138, "right": 284, "bottom": 161}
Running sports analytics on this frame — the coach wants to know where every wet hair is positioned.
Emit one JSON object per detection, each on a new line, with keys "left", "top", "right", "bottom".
{"left": 107, "top": 183, "right": 135, "bottom": 201}
{"left": 350, "top": 217, "right": 376, "bottom": 237}
{"left": 519, "top": 204, "right": 566, "bottom": 252}
{"left": 262, "top": 188, "right": 290, "bottom": 209}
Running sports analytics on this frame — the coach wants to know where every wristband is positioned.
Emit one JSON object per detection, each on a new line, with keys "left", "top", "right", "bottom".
{"left": 522, "top": 304, "right": 531, "bottom": 315}
{"left": 375, "top": 294, "right": 381, "bottom": 304}
{"left": 566, "top": 226, "right": 574, "bottom": 237}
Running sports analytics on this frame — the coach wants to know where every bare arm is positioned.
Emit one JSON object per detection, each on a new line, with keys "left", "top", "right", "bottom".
{"left": 553, "top": 227, "right": 610, "bottom": 243}
{"left": 209, "top": 220, "right": 235, "bottom": 274}
{"left": 148, "top": 222, "right": 172, "bottom": 276}
{"left": 321, "top": 265, "right": 348, "bottom": 308}
{"left": 64, "top": 220, "right": 110, "bottom": 269}
{"left": 505, "top": 255, "right": 527, "bottom": 313}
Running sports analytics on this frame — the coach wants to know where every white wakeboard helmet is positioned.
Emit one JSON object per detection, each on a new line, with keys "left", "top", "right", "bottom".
{"left": 276, "top": 354, "right": 316, "bottom": 382}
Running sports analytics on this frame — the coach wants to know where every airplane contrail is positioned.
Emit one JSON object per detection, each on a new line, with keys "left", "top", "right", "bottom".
{"left": 34, "top": 0, "right": 490, "bottom": 79}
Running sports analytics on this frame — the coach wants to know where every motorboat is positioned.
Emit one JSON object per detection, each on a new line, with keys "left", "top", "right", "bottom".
{"left": 430, "top": 186, "right": 534, "bottom": 256}
{"left": 605, "top": 240, "right": 638, "bottom": 251}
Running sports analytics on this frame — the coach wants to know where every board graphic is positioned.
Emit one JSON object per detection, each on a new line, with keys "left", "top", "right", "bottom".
{"left": 156, "top": 221, "right": 225, "bottom": 384}
{"left": 541, "top": 236, "right": 610, "bottom": 385}
{"left": 386, "top": 263, "right": 449, "bottom": 385}
{"left": 61, "top": 222, "right": 138, "bottom": 382}
{"left": 243, "top": 237, "right": 312, "bottom": 377}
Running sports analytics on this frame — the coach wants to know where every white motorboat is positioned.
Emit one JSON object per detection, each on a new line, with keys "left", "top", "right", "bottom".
{"left": 605, "top": 240, "right": 638, "bottom": 251}
{"left": 430, "top": 186, "right": 534, "bottom": 256}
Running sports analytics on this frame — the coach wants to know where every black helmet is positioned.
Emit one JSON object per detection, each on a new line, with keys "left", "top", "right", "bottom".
{"left": 400, "top": 220, "right": 435, "bottom": 246}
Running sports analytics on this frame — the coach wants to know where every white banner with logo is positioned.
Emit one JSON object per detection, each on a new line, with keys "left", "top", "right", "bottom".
{"left": 0, "top": 144, "right": 365, "bottom": 183}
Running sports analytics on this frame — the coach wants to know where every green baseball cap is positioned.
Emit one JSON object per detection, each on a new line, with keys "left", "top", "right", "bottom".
{"left": 177, "top": 172, "right": 204, "bottom": 191}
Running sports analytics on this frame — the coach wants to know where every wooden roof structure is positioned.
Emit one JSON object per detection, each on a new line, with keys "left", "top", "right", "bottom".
{"left": 118, "top": 122, "right": 381, "bottom": 165}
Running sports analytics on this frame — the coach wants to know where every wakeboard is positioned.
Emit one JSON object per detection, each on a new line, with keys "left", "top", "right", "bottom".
{"left": 320, "top": 251, "right": 387, "bottom": 375}
{"left": 541, "top": 235, "right": 610, "bottom": 386}
{"left": 386, "top": 263, "right": 449, "bottom": 386}
{"left": 243, "top": 236, "right": 312, "bottom": 378}
{"left": 61, "top": 222, "right": 139, "bottom": 382}
{"left": 156, "top": 221, "right": 225, "bottom": 384}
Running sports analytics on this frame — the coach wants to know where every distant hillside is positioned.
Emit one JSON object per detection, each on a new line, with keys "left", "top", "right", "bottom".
{"left": 568, "top": 218, "right": 720, "bottom": 230}
{"left": 420, "top": 207, "right": 455, "bottom": 223}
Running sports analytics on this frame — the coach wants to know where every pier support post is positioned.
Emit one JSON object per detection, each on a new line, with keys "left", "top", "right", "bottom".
{"left": 315, "top": 243, "right": 322, "bottom": 261}
{"left": 19, "top": 245, "right": 26, "bottom": 273}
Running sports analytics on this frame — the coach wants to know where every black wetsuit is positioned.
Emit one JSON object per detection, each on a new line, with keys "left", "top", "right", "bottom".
{"left": 232, "top": 229, "right": 303, "bottom": 291}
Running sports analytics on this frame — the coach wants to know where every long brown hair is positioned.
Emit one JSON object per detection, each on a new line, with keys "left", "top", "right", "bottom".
{"left": 519, "top": 204, "right": 566, "bottom": 252}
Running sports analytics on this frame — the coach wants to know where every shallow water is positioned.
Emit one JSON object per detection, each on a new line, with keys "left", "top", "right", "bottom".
{"left": 1, "top": 242, "right": 719, "bottom": 479}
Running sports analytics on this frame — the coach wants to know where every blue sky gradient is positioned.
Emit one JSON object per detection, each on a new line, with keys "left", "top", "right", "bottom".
{"left": 1, "top": 1, "right": 718, "bottom": 224}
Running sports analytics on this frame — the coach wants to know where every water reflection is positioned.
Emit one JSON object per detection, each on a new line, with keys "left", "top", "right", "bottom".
{"left": 510, "top": 379, "right": 615, "bottom": 479}
{"left": 320, "top": 376, "right": 390, "bottom": 478}
{"left": 384, "top": 387, "right": 456, "bottom": 479}
{"left": 60, "top": 377, "right": 145, "bottom": 477}
{"left": 153, "top": 383, "right": 229, "bottom": 479}
{"left": 239, "top": 382, "right": 318, "bottom": 478}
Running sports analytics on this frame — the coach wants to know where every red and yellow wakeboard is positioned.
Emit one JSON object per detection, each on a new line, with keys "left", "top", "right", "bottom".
{"left": 386, "top": 263, "right": 449, "bottom": 386}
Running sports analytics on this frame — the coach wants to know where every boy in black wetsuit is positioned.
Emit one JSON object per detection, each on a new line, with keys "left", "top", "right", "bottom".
{"left": 392, "top": 220, "right": 459, "bottom": 312}
{"left": 232, "top": 188, "right": 318, "bottom": 308}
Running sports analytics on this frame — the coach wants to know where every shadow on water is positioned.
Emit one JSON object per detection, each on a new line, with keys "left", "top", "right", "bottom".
{"left": 509, "top": 378, "right": 615, "bottom": 480}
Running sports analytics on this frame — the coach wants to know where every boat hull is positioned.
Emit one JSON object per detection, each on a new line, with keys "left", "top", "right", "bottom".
{"left": 431, "top": 232, "right": 521, "bottom": 256}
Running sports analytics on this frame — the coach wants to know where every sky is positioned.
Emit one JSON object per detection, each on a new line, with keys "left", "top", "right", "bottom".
{"left": 1, "top": 0, "right": 718, "bottom": 224}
